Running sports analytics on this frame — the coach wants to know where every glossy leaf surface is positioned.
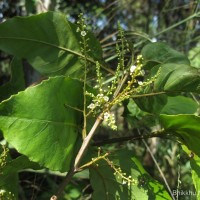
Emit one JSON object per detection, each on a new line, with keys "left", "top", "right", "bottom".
{"left": 0, "top": 12, "right": 102, "bottom": 77}
{"left": 90, "top": 150, "right": 171, "bottom": 200}
{"left": 0, "top": 76, "right": 83, "bottom": 172}
{"left": 141, "top": 42, "right": 190, "bottom": 69}
{"left": 161, "top": 96, "right": 198, "bottom": 115}
{"left": 160, "top": 114, "right": 200, "bottom": 158}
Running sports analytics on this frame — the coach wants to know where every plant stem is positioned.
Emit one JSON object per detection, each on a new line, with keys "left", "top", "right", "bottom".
{"left": 74, "top": 113, "right": 104, "bottom": 170}
{"left": 92, "top": 133, "right": 164, "bottom": 146}
{"left": 137, "top": 129, "right": 175, "bottom": 200}
{"left": 54, "top": 167, "right": 75, "bottom": 199}
{"left": 51, "top": 113, "right": 103, "bottom": 200}
{"left": 82, "top": 36, "right": 87, "bottom": 139}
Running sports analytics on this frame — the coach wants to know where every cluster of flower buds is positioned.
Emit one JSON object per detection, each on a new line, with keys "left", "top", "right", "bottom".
{"left": 103, "top": 156, "right": 138, "bottom": 187}
{"left": 0, "top": 145, "right": 9, "bottom": 170}
{"left": 0, "top": 190, "right": 15, "bottom": 200}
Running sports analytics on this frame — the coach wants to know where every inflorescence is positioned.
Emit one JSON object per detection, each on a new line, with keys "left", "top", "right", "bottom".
{"left": 76, "top": 16, "right": 160, "bottom": 131}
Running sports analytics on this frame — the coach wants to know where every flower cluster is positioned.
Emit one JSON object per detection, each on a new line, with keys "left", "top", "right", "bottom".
{"left": 103, "top": 112, "right": 117, "bottom": 130}
{"left": 87, "top": 92, "right": 109, "bottom": 110}
{"left": 76, "top": 13, "right": 87, "bottom": 37}
{"left": 0, "top": 190, "right": 15, "bottom": 200}
{"left": 86, "top": 62, "right": 110, "bottom": 111}
{"left": 0, "top": 145, "right": 9, "bottom": 171}
{"left": 76, "top": 13, "right": 90, "bottom": 56}
{"left": 129, "top": 55, "right": 144, "bottom": 78}
{"left": 103, "top": 156, "right": 138, "bottom": 187}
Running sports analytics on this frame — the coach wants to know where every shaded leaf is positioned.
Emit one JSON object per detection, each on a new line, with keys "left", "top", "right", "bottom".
{"left": 0, "top": 153, "right": 40, "bottom": 198}
{"left": 141, "top": 42, "right": 190, "bottom": 69}
{"left": 90, "top": 150, "right": 171, "bottom": 200}
{"left": 182, "top": 145, "right": 200, "bottom": 200}
{"left": 154, "top": 63, "right": 200, "bottom": 93}
{"left": 191, "top": 157, "right": 200, "bottom": 200}
{"left": 160, "top": 114, "right": 200, "bottom": 159}
{"left": 0, "top": 57, "right": 25, "bottom": 102}
{"left": 161, "top": 96, "right": 198, "bottom": 115}
{"left": 135, "top": 43, "right": 200, "bottom": 114}
{"left": 0, "top": 12, "right": 102, "bottom": 77}
{"left": 0, "top": 76, "right": 83, "bottom": 172}
{"left": 134, "top": 85, "right": 168, "bottom": 114}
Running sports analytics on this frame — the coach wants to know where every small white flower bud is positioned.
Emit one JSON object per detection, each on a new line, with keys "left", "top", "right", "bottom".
{"left": 81, "top": 31, "right": 86, "bottom": 37}
{"left": 130, "top": 65, "right": 136, "bottom": 73}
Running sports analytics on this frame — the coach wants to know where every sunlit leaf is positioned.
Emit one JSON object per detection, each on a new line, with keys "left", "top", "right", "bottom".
{"left": 0, "top": 76, "right": 83, "bottom": 172}
{"left": 160, "top": 114, "right": 200, "bottom": 159}
{"left": 90, "top": 150, "right": 171, "bottom": 200}
{"left": 154, "top": 63, "right": 200, "bottom": 93}
{"left": 0, "top": 12, "right": 103, "bottom": 77}
{"left": 141, "top": 42, "right": 190, "bottom": 69}
{"left": 161, "top": 96, "right": 198, "bottom": 115}
{"left": 182, "top": 145, "right": 200, "bottom": 200}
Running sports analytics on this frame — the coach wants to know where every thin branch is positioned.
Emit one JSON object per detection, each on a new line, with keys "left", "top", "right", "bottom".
{"left": 50, "top": 113, "right": 104, "bottom": 200}
{"left": 74, "top": 113, "right": 104, "bottom": 170}
{"left": 137, "top": 129, "right": 175, "bottom": 200}
{"left": 131, "top": 91, "right": 167, "bottom": 98}
{"left": 92, "top": 132, "right": 172, "bottom": 146}
{"left": 154, "top": 11, "right": 200, "bottom": 37}
{"left": 93, "top": 133, "right": 156, "bottom": 146}
{"left": 54, "top": 167, "right": 76, "bottom": 199}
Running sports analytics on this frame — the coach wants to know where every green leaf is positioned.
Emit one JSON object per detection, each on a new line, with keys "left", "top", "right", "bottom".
{"left": 161, "top": 96, "right": 198, "bottom": 115}
{"left": 160, "top": 114, "right": 200, "bottom": 159}
{"left": 0, "top": 12, "right": 102, "bottom": 77}
{"left": 0, "top": 153, "right": 40, "bottom": 198}
{"left": 141, "top": 42, "right": 190, "bottom": 69}
{"left": 90, "top": 150, "right": 171, "bottom": 200}
{"left": 182, "top": 145, "right": 200, "bottom": 200}
{"left": 191, "top": 157, "right": 200, "bottom": 200}
{"left": 0, "top": 76, "right": 83, "bottom": 172}
{"left": 134, "top": 86, "right": 168, "bottom": 114}
{"left": 154, "top": 63, "right": 200, "bottom": 93}
{"left": 188, "top": 42, "right": 200, "bottom": 69}
{"left": 0, "top": 58, "right": 25, "bottom": 102}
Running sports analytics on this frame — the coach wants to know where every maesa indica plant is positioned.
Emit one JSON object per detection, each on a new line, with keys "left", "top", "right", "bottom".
{"left": 0, "top": 11, "right": 200, "bottom": 200}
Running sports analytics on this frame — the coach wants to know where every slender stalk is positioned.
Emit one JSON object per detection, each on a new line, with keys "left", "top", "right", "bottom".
{"left": 50, "top": 114, "right": 103, "bottom": 200}
{"left": 53, "top": 167, "right": 75, "bottom": 199}
{"left": 155, "top": 11, "right": 200, "bottom": 36}
{"left": 82, "top": 36, "right": 88, "bottom": 139}
{"left": 74, "top": 113, "right": 104, "bottom": 170}
{"left": 137, "top": 129, "right": 175, "bottom": 200}
{"left": 92, "top": 133, "right": 166, "bottom": 146}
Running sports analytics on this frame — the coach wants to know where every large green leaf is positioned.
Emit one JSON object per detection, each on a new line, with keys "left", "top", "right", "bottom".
{"left": 133, "top": 85, "right": 168, "bottom": 114}
{"left": 0, "top": 12, "right": 102, "bottom": 77}
{"left": 159, "top": 114, "right": 200, "bottom": 159}
{"left": 161, "top": 96, "right": 198, "bottom": 115}
{"left": 0, "top": 58, "right": 25, "bottom": 102}
{"left": 154, "top": 63, "right": 200, "bottom": 93}
{"left": 141, "top": 42, "right": 190, "bottom": 69}
{"left": 134, "top": 42, "right": 200, "bottom": 113}
{"left": 0, "top": 76, "right": 83, "bottom": 172}
{"left": 90, "top": 150, "right": 171, "bottom": 200}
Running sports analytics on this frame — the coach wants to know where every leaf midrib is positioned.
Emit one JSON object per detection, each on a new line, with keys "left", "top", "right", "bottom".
{"left": 0, "top": 115, "right": 79, "bottom": 128}
{"left": 0, "top": 36, "right": 95, "bottom": 64}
